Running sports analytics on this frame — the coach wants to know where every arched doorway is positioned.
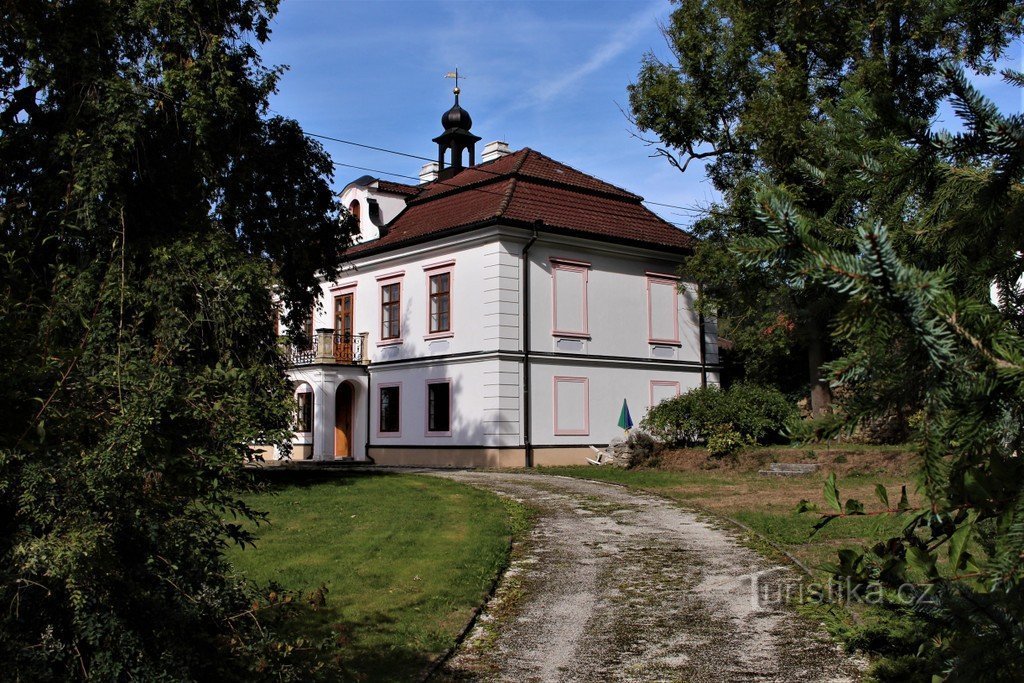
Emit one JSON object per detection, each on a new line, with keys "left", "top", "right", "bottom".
{"left": 334, "top": 382, "right": 354, "bottom": 458}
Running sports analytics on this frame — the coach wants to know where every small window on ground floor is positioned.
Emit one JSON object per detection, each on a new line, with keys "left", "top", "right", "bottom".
{"left": 379, "top": 384, "right": 400, "bottom": 434}
{"left": 427, "top": 380, "right": 451, "bottom": 434}
{"left": 295, "top": 388, "right": 313, "bottom": 432}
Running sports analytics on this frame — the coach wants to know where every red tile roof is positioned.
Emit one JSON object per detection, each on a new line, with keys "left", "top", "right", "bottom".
{"left": 348, "top": 148, "right": 693, "bottom": 255}
{"left": 373, "top": 179, "right": 421, "bottom": 197}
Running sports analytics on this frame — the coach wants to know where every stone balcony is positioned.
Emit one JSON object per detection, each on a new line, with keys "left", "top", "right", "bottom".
{"left": 288, "top": 328, "right": 369, "bottom": 366}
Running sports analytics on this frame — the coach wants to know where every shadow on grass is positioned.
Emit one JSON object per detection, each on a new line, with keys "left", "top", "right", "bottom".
{"left": 267, "top": 602, "right": 440, "bottom": 681}
{"left": 244, "top": 469, "right": 397, "bottom": 491}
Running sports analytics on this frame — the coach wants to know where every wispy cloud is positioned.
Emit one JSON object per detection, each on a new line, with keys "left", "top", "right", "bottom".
{"left": 526, "top": 1, "right": 661, "bottom": 106}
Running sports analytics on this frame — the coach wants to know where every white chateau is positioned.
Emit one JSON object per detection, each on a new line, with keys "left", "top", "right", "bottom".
{"left": 280, "top": 89, "right": 719, "bottom": 467}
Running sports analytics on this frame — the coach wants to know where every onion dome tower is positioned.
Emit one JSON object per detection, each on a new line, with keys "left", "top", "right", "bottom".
{"left": 433, "top": 84, "right": 481, "bottom": 180}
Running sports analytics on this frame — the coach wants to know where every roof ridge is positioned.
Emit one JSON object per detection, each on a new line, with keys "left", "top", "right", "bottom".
{"left": 406, "top": 149, "right": 529, "bottom": 205}
{"left": 496, "top": 177, "right": 519, "bottom": 217}
{"left": 511, "top": 147, "right": 532, "bottom": 174}
{"left": 519, "top": 148, "right": 641, "bottom": 200}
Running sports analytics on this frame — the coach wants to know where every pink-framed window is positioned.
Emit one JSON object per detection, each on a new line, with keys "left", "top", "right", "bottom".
{"left": 649, "top": 380, "right": 681, "bottom": 409}
{"left": 377, "top": 382, "right": 401, "bottom": 437}
{"left": 423, "top": 260, "right": 455, "bottom": 339}
{"left": 376, "top": 270, "right": 405, "bottom": 345}
{"left": 550, "top": 258, "right": 590, "bottom": 338}
{"left": 646, "top": 271, "right": 681, "bottom": 345}
{"left": 553, "top": 376, "right": 590, "bottom": 436}
{"left": 425, "top": 378, "right": 452, "bottom": 436}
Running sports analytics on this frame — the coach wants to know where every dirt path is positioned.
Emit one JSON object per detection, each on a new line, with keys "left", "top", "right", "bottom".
{"left": 430, "top": 471, "right": 862, "bottom": 682}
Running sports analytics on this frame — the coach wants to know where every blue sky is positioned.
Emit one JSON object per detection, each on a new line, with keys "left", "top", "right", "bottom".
{"left": 258, "top": 0, "right": 1023, "bottom": 227}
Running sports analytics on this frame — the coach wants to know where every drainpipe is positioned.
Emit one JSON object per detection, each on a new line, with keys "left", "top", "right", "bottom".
{"left": 521, "top": 223, "right": 540, "bottom": 468}
{"left": 364, "top": 367, "right": 374, "bottom": 463}
{"left": 697, "top": 283, "right": 708, "bottom": 389}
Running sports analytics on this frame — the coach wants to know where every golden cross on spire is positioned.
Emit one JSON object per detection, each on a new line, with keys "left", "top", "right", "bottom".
{"left": 444, "top": 68, "right": 465, "bottom": 94}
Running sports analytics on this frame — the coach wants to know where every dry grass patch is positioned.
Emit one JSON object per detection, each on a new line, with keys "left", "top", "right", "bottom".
{"left": 540, "top": 444, "right": 921, "bottom": 574}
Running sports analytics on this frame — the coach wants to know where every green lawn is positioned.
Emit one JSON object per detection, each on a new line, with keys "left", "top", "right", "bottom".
{"left": 227, "top": 472, "right": 526, "bottom": 681}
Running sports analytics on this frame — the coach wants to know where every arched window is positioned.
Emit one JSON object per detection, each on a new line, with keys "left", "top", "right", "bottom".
{"left": 295, "top": 384, "right": 314, "bottom": 433}
{"left": 348, "top": 199, "right": 361, "bottom": 225}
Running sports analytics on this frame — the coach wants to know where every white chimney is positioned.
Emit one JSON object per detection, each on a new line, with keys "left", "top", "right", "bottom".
{"left": 419, "top": 161, "right": 439, "bottom": 184}
{"left": 481, "top": 140, "right": 511, "bottom": 163}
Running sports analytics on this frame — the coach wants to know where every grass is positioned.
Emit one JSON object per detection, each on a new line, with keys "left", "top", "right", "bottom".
{"left": 227, "top": 472, "right": 528, "bottom": 681}
{"left": 536, "top": 462, "right": 915, "bottom": 578}
{"left": 538, "top": 449, "right": 934, "bottom": 679}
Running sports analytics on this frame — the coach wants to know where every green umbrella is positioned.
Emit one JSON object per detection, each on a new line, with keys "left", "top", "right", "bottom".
{"left": 617, "top": 399, "right": 633, "bottom": 431}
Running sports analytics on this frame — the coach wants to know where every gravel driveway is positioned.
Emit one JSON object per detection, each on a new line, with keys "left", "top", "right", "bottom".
{"left": 429, "top": 471, "right": 862, "bottom": 682}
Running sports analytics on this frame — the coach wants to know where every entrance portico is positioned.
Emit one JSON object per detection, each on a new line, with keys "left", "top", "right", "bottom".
{"left": 283, "top": 328, "right": 370, "bottom": 461}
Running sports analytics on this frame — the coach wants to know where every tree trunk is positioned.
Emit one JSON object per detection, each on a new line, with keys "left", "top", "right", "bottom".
{"left": 808, "top": 330, "right": 832, "bottom": 416}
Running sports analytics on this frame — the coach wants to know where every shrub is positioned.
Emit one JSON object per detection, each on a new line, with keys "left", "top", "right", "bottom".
{"left": 726, "top": 382, "right": 797, "bottom": 443}
{"left": 624, "top": 430, "right": 659, "bottom": 468}
{"left": 706, "top": 424, "right": 747, "bottom": 457}
{"left": 641, "top": 383, "right": 796, "bottom": 449}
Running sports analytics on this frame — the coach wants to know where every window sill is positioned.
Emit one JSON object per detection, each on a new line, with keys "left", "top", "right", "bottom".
{"left": 376, "top": 431, "right": 401, "bottom": 438}
{"left": 377, "top": 338, "right": 403, "bottom": 347}
{"left": 424, "top": 331, "right": 454, "bottom": 340}
{"left": 648, "top": 339, "right": 682, "bottom": 347}
{"left": 425, "top": 431, "right": 453, "bottom": 437}
{"left": 552, "top": 331, "right": 591, "bottom": 340}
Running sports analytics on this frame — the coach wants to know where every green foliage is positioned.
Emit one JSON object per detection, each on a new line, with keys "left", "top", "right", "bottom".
{"left": 0, "top": 1, "right": 353, "bottom": 679}
{"left": 742, "top": 61, "right": 1024, "bottom": 680}
{"left": 705, "top": 424, "right": 746, "bottom": 457}
{"left": 641, "top": 382, "right": 795, "bottom": 450}
{"left": 629, "top": 0, "right": 1023, "bottom": 412}
{"left": 825, "top": 601, "right": 941, "bottom": 682}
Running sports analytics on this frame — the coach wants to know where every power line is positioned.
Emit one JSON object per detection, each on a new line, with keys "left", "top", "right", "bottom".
{"left": 130, "top": 86, "right": 701, "bottom": 215}
{"left": 305, "top": 132, "right": 434, "bottom": 163}
{"left": 328, "top": 156, "right": 695, "bottom": 231}
{"left": 302, "top": 128, "right": 703, "bottom": 215}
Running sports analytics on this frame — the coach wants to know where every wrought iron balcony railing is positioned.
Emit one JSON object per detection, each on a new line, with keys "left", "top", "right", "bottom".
{"left": 287, "top": 329, "right": 369, "bottom": 366}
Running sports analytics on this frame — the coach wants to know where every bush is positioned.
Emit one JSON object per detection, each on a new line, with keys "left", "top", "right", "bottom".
{"left": 706, "top": 424, "right": 747, "bottom": 457}
{"left": 641, "top": 383, "right": 796, "bottom": 450}
{"left": 726, "top": 382, "right": 797, "bottom": 443}
{"left": 624, "top": 430, "right": 659, "bottom": 468}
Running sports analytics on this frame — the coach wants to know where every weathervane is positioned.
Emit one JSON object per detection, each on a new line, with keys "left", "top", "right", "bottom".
{"left": 444, "top": 68, "right": 465, "bottom": 94}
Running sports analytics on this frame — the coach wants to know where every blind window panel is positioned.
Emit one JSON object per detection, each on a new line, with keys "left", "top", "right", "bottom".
{"left": 650, "top": 381, "right": 680, "bottom": 407}
{"left": 648, "top": 278, "right": 679, "bottom": 343}
{"left": 553, "top": 266, "right": 587, "bottom": 335}
{"left": 554, "top": 377, "right": 589, "bottom": 435}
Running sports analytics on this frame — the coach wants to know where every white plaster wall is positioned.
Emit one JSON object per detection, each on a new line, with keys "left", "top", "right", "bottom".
{"left": 279, "top": 225, "right": 719, "bottom": 454}
{"left": 308, "top": 237, "right": 499, "bottom": 363}
{"left": 524, "top": 239, "right": 704, "bottom": 363}
{"left": 338, "top": 185, "right": 409, "bottom": 244}
{"left": 530, "top": 359, "right": 705, "bottom": 446}
{"left": 368, "top": 188, "right": 408, "bottom": 224}
{"left": 368, "top": 357, "right": 518, "bottom": 448}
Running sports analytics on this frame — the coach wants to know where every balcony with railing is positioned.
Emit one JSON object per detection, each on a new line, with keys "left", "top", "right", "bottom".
{"left": 287, "top": 328, "right": 369, "bottom": 366}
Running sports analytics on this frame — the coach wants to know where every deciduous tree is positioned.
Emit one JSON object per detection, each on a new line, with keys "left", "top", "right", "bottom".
{"left": 0, "top": 1, "right": 353, "bottom": 678}
{"left": 629, "top": 0, "right": 1021, "bottom": 413}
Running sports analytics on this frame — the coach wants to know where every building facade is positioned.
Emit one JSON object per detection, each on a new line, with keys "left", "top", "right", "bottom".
{"left": 281, "top": 91, "right": 719, "bottom": 467}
